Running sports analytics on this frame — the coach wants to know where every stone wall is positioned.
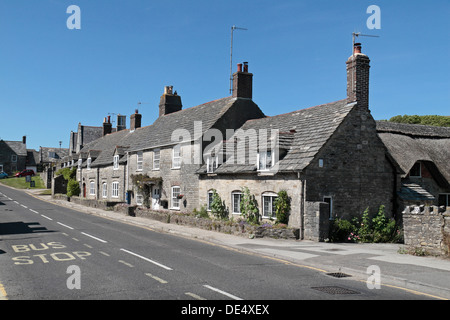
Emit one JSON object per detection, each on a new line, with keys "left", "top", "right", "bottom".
{"left": 403, "top": 205, "right": 450, "bottom": 256}
{"left": 303, "top": 201, "right": 330, "bottom": 242}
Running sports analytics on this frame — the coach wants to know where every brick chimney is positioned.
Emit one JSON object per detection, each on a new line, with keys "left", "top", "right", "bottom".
{"left": 232, "top": 62, "right": 253, "bottom": 99}
{"left": 346, "top": 43, "right": 370, "bottom": 106}
{"left": 103, "top": 116, "right": 112, "bottom": 136}
{"left": 22, "top": 136, "right": 26, "bottom": 144}
{"left": 130, "top": 109, "right": 142, "bottom": 130}
{"left": 159, "top": 86, "right": 182, "bottom": 117}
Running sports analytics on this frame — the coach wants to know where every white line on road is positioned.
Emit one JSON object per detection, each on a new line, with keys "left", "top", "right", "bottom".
{"left": 118, "top": 260, "right": 134, "bottom": 268}
{"left": 29, "top": 209, "right": 39, "bottom": 214}
{"left": 203, "top": 285, "right": 243, "bottom": 300}
{"left": 21, "top": 204, "right": 28, "bottom": 209}
{"left": 185, "top": 292, "right": 207, "bottom": 300}
{"left": 13, "top": 201, "right": 19, "bottom": 204}
{"left": 120, "top": 248, "right": 173, "bottom": 271}
{"left": 145, "top": 273, "right": 168, "bottom": 284}
{"left": 81, "top": 232, "right": 108, "bottom": 243}
{"left": 41, "top": 215, "right": 53, "bottom": 221}
{"left": 57, "top": 222, "right": 74, "bottom": 230}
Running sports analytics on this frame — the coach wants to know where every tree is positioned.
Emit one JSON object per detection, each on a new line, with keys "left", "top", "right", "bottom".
{"left": 240, "top": 187, "right": 259, "bottom": 224}
{"left": 210, "top": 189, "right": 227, "bottom": 220}
{"left": 274, "top": 190, "right": 290, "bottom": 224}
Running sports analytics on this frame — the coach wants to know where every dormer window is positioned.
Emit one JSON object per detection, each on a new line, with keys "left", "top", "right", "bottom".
{"left": 113, "top": 155, "right": 119, "bottom": 170}
{"left": 206, "top": 154, "right": 219, "bottom": 173}
{"left": 257, "top": 150, "right": 273, "bottom": 171}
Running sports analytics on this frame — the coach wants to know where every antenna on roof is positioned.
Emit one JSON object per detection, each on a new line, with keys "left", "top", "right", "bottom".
{"left": 230, "top": 25, "right": 248, "bottom": 95}
{"left": 108, "top": 112, "right": 117, "bottom": 125}
{"left": 352, "top": 32, "right": 379, "bottom": 54}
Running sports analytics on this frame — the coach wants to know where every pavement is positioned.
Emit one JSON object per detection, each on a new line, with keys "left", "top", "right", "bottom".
{"left": 22, "top": 188, "right": 450, "bottom": 300}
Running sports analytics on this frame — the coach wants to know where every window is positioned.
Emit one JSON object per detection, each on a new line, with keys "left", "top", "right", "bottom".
{"left": 136, "top": 194, "right": 143, "bottom": 206}
{"left": 89, "top": 181, "right": 95, "bottom": 196}
{"left": 102, "top": 183, "right": 107, "bottom": 198}
{"left": 323, "top": 196, "right": 333, "bottom": 220}
{"left": 11, "top": 155, "right": 17, "bottom": 162}
{"left": 410, "top": 162, "right": 421, "bottom": 177}
{"left": 319, "top": 158, "right": 324, "bottom": 168}
{"left": 87, "top": 157, "right": 91, "bottom": 170}
{"left": 257, "top": 150, "right": 273, "bottom": 171}
{"left": 262, "top": 193, "right": 277, "bottom": 219}
{"left": 153, "top": 149, "right": 160, "bottom": 170}
{"left": 207, "top": 190, "right": 214, "bottom": 211}
{"left": 78, "top": 159, "right": 82, "bottom": 170}
{"left": 207, "top": 155, "right": 218, "bottom": 173}
{"left": 136, "top": 151, "right": 143, "bottom": 171}
{"left": 439, "top": 194, "right": 450, "bottom": 207}
{"left": 231, "top": 192, "right": 242, "bottom": 214}
{"left": 113, "top": 155, "right": 119, "bottom": 170}
{"left": 172, "top": 145, "right": 181, "bottom": 169}
{"left": 112, "top": 182, "right": 119, "bottom": 198}
{"left": 171, "top": 186, "right": 181, "bottom": 209}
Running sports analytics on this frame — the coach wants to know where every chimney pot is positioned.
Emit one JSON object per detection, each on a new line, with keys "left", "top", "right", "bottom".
{"left": 237, "top": 63, "right": 243, "bottom": 72}
{"left": 232, "top": 61, "right": 253, "bottom": 99}
{"left": 243, "top": 62, "right": 248, "bottom": 73}
{"left": 107, "top": 115, "right": 111, "bottom": 123}
{"left": 354, "top": 43, "right": 362, "bottom": 54}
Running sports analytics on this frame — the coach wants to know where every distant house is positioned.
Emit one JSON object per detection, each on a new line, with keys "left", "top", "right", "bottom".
{"left": 0, "top": 136, "right": 27, "bottom": 174}
{"left": 377, "top": 121, "right": 450, "bottom": 209}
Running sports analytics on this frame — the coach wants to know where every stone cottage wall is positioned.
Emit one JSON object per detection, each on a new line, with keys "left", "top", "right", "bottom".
{"left": 403, "top": 205, "right": 450, "bottom": 255}
{"left": 303, "top": 201, "right": 330, "bottom": 242}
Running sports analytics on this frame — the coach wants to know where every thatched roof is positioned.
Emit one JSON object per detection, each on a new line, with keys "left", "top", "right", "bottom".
{"left": 376, "top": 121, "right": 450, "bottom": 183}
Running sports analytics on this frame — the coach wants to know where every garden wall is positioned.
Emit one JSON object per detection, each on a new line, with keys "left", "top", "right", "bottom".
{"left": 402, "top": 205, "right": 450, "bottom": 256}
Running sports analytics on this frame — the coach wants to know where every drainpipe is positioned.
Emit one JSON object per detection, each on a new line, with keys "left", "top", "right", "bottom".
{"left": 298, "top": 171, "right": 305, "bottom": 240}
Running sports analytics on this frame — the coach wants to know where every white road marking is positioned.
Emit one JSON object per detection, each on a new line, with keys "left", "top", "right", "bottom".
{"left": 41, "top": 215, "right": 53, "bottom": 221}
{"left": 185, "top": 292, "right": 206, "bottom": 300}
{"left": 21, "top": 204, "right": 28, "bottom": 209}
{"left": 203, "top": 285, "right": 243, "bottom": 300}
{"left": 118, "top": 260, "right": 134, "bottom": 268}
{"left": 29, "top": 209, "right": 39, "bottom": 214}
{"left": 120, "top": 248, "right": 173, "bottom": 271}
{"left": 57, "top": 222, "right": 74, "bottom": 230}
{"left": 13, "top": 201, "right": 19, "bottom": 204}
{"left": 145, "top": 273, "right": 168, "bottom": 284}
{"left": 81, "top": 232, "right": 108, "bottom": 243}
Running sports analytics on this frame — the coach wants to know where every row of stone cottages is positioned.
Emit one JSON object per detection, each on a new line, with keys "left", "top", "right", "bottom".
{"left": 52, "top": 44, "right": 450, "bottom": 241}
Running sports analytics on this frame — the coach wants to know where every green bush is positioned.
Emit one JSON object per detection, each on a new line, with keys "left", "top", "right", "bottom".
{"left": 67, "top": 179, "right": 80, "bottom": 197}
{"left": 329, "top": 205, "right": 402, "bottom": 243}
{"left": 240, "top": 187, "right": 259, "bottom": 224}
{"left": 274, "top": 190, "right": 290, "bottom": 224}
{"left": 210, "top": 189, "right": 227, "bottom": 220}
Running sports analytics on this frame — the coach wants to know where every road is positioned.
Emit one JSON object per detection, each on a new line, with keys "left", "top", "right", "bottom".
{"left": 0, "top": 185, "right": 437, "bottom": 307}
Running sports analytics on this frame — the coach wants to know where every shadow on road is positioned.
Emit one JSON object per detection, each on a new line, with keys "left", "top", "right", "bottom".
{"left": 0, "top": 222, "right": 55, "bottom": 236}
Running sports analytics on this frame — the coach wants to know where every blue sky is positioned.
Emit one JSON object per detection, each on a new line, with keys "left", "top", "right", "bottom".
{"left": 0, "top": 0, "right": 448, "bottom": 151}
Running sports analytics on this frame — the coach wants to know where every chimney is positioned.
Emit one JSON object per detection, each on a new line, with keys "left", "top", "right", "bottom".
{"left": 130, "top": 109, "right": 142, "bottom": 130}
{"left": 346, "top": 43, "right": 370, "bottom": 106}
{"left": 159, "top": 86, "right": 182, "bottom": 117}
{"left": 103, "top": 116, "right": 112, "bottom": 136}
{"left": 232, "top": 62, "right": 253, "bottom": 99}
{"left": 22, "top": 136, "right": 26, "bottom": 144}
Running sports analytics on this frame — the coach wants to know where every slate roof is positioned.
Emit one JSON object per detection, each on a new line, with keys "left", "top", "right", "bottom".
{"left": 3, "top": 141, "right": 27, "bottom": 156}
{"left": 127, "top": 97, "right": 248, "bottom": 152}
{"left": 203, "top": 99, "right": 355, "bottom": 174}
{"left": 377, "top": 121, "right": 450, "bottom": 183}
{"left": 398, "top": 180, "right": 435, "bottom": 201}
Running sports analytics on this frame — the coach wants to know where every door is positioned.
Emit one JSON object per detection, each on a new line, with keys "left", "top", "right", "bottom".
{"left": 152, "top": 186, "right": 160, "bottom": 210}
{"left": 83, "top": 183, "right": 86, "bottom": 198}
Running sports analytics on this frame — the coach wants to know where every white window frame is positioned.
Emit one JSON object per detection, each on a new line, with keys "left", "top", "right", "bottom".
{"left": 102, "top": 183, "right": 108, "bottom": 198}
{"left": 262, "top": 193, "right": 277, "bottom": 219}
{"left": 136, "top": 193, "right": 144, "bottom": 206}
{"left": 113, "top": 155, "right": 120, "bottom": 170}
{"left": 87, "top": 157, "right": 92, "bottom": 170}
{"left": 257, "top": 150, "right": 273, "bottom": 171}
{"left": 78, "top": 158, "right": 82, "bottom": 170}
{"left": 153, "top": 149, "right": 160, "bottom": 170}
{"left": 89, "top": 181, "right": 95, "bottom": 196}
{"left": 172, "top": 145, "right": 181, "bottom": 169}
{"left": 111, "top": 182, "right": 119, "bottom": 198}
{"left": 136, "top": 151, "right": 143, "bottom": 171}
{"left": 171, "top": 186, "right": 181, "bottom": 209}
{"left": 231, "top": 192, "right": 242, "bottom": 214}
{"left": 206, "top": 155, "right": 219, "bottom": 173}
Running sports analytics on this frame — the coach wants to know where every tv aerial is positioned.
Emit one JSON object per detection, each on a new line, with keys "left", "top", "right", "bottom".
{"left": 229, "top": 25, "right": 248, "bottom": 94}
{"left": 352, "top": 32, "right": 379, "bottom": 54}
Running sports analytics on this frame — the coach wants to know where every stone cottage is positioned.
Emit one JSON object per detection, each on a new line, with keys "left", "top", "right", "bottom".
{"left": 197, "top": 43, "right": 400, "bottom": 240}
{"left": 377, "top": 121, "right": 450, "bottom": 210}
{"left": 0, "top": 136, "right": 27, "bottom": 175}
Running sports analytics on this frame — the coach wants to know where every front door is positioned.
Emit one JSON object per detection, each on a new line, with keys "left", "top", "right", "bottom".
{"left": 152, "top": 186, "right": 160, "bottom": 210}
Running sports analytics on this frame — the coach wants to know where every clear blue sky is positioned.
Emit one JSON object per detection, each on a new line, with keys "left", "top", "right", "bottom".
{"left": 0, "top": 0, "right": 448, "bottom": 151}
